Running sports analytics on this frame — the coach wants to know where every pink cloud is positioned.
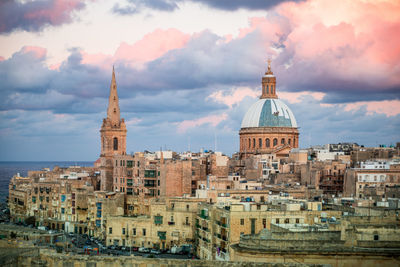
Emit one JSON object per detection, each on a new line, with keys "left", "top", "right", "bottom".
{"left": 49, "top": 63, "right": 62, "bottom": 70}
{"left": 0, "top": 56, "right": 4, "bottom": 61}
{"left": 81, "top": 52, "right": 112, "bottom": 67}
{"left": 277, "top": 0, "right": 400, "bottom": 87}
{"left": 23, "top": 0, "right": 84, "bottom": 25}
{"left": 21, "top": 46, "right": 47, "bottom": 59}
{"left": 114, "top": 28, "right": 190, "bottom": 66}
{"left": 208, "top": 87, "right": 259, "bottom": 108}
{"left": 177, "top": 113, "right": 228, "bottom": 133}
{"left": 344, "top": 100, "right": 400, "bottom": 117}
{"left": 81, "top": 28, "right": 190, "bottom": 69}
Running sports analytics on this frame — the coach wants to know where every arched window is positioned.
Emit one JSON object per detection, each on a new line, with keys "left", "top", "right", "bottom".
{"left": 248, "top": 138, "right": 251, "bottom": 149}
{"left": 271, "top": 85, "right": 274, "bottom": 94}
{"left": 273, "top": 138, "right": 278, "bottom": 146}
{"left": 258, "top": 138, "right": 262, "bottom": 148}
{"left": 266, "top": 138, "right": 270, "bottom": 147}
{"left": 281, "top": 138, "right": 285, "bottom": 145}
{"left": 266, "top": 85, "right": 269, "bottom": 94}
{"left": 253, "top": 138, "right": 256, "bottom": 148}
{"left": 288, "top": 139, "right": 291, "bottom": 145}
{"left": 293, "top": 138, "right": 296, "bottom": 147}
{"left": 113, "top": 137, "right": 118, "bottom": 151}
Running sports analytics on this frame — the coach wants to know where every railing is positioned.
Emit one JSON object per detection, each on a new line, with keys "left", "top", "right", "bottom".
{"left": 199, "top": 214, "right": 209, "bottom": 220}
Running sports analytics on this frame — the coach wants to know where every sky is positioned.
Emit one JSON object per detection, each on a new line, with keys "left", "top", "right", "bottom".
{"left": 0, "top": 0, "right": 399, "bottom": 161}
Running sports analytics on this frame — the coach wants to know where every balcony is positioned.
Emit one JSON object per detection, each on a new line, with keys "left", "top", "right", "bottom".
{"left": 199, "top": 214, "right": 209, "bottom": 220}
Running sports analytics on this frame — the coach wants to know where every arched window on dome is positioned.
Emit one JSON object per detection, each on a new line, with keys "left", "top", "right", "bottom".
{"left": 281, "top": 138, "right": 285, "bottom": 145}
{"left": 266, "top": 85, "right": 269, "bottom": 94}
{"left": 293, "top": 138, "right": 296, "bottom": 147}
{"left": 271, "top": 85, "right": 274, "bottom": 94}
{"left": 258, "top": 138, "right": 262, "bottom": 148}
{"left": 253, "top": 138, "right": 256, "bottom": 148}
{"left": 273, "top": 138, "right": 277, "bottom": 147}
{"left": 248, "top": 138, "right": 251, "bottom": 149}
{"left": 266, "top": 138, "right": 270, "bottom": 148}
{"left": 113, "top": 137, "right": 118, "bottom": 151}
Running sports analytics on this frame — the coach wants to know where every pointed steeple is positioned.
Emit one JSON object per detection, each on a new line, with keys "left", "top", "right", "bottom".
{"left": 107, "top": 66, "right": 121, "bottom": 125}
{"left": 260, "top": 58, "right": 278, "bottom": 99}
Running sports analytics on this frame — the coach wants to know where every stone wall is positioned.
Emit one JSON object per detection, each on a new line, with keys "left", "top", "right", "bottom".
{"left": 8, "top": 249, "right": 322, "bottom": 267}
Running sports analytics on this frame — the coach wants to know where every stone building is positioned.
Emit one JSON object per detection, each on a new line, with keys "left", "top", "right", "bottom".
{"left": 344, "top": 161, "right": 400, "bottom": 198}
{"left": 230, "top": 217, "right": 400, "bottom": 266}
{"left": 195, "top": 200, "right": 342, "bottom": 261}
{"left": 105, "top": 197, "right": 204, "bottom": 249}
{"left": 239, "top": 60, "right": 299, "bottom": 158}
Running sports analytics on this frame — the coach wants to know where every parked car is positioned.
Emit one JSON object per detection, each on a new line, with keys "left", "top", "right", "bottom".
{"left": 138, "top": 247, "right": 150, "bottom": 253}
{"left": 150, "top": 249, "right": 161, "bottom": 254}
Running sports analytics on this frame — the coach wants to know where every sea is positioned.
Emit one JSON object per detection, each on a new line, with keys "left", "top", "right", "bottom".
{"left": 0, "top": 161, "right": 93, "bottom": 203}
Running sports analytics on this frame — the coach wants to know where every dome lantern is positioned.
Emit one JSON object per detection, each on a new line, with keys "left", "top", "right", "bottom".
{"left": 261, "top": 59, "right": 277, "bottom": 99}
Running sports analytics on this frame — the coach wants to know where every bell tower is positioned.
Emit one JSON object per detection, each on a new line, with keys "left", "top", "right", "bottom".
{"left": 99, "top": 67, "right": 127, "bottom": 191}
{"left": 260, "top": 59, "right": 277, "bottom": 99}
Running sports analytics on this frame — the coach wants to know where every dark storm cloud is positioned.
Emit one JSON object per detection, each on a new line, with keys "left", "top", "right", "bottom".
{"left": 112, "top": 0, "right": 179, "bottom": 15}
{"left": 115, "top": 30, "right": 266, "bottom": 93}
{"left": 0, "top": 0, "right": 87, "bottom": 34}
{"left": 112, "top": 0, "right": 301, "bottom": 15}
{"left": 190, "top": 0, "right": 304, "bottom": 11}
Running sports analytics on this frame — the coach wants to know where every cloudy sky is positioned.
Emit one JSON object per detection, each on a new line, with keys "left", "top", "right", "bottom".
{"left": 0, "top": 0, "right": 399, "bottom": 161}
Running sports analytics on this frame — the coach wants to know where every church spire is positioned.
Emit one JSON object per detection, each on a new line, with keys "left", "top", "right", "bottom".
{"left": 107, "top": 66, "right": 121, "bottom": 125}
{"left": 260, "top": 58, "right": 277, "bottom": 99}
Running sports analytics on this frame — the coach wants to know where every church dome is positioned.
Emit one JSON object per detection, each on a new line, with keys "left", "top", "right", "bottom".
{"left": 241, "top": 98, "right": 297, "bottom": 128}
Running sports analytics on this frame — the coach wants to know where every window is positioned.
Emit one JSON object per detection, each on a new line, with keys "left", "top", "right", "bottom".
{"left": 154, "top": 215, "right": 163, "bottom": 225}
{"left": 186, "top": 204, "right": 190, "bottom": 211}
{"left": 185, "top": 217, "right": 189, "bottom": 225}
{"left": 266, "top": 138, "right": 270, "bottom": 147}
{"left": 257, "top": 204, "right": 261, "bottom": 210}
{"left": 374, "top": 234, "right": 379, "bottom": 241}
{"left": 122, "top": 228, "right": 125, "bottom": 235}
{"left": 258, "top": 138, "right": 262, "bottom": 148}
{"left": 285, "top": 218, "right": 290, "bottom": 224}
{"left": 32, "top": 196, "right": 36, "bottom": 203}
{"left": 61, "top": 208, "right": 65, "bottom": 214}
{"left": 132, "top": 228, "right": 136, "bottom": 235}
{"left": 109, "top": 227, "right": 112, "bottom": 234}
{"left": 288, "top": 139, "right": 291, "bottom": 145}
{"left": 295, "top": 218, "right": 300, "bottom": 224}
{"left": 262, "top": 218, "right": 267, "bottom": 228}
{"left": 248, "top": 139, "right": 251, "bottom": 149}
{"left": 113, "top": 137, "right": 118, "bottom": 151}
{"left": 281, "top": 138, "right": 285, "bottom": 145}
{"left": 276, "top": 218, "right": 279, "bottom": 224}
{"left": 240, "top": 219, "right": 244, "bottom": 225}
{"left": 273, "top": 138, "right": 277, "bottom": 146}
{"left": 253, "top": 138, "right": 255, "bottom": 148}
{"left": 143, "top": 229, "right": 146, "bottom": 236}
